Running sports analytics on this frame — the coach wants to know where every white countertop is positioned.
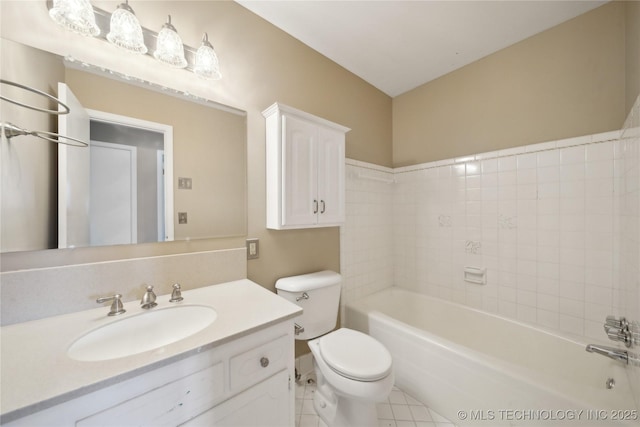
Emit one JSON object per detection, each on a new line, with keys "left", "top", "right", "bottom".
{"left": 0, "top": 279, "right": 302, "bottom": 422}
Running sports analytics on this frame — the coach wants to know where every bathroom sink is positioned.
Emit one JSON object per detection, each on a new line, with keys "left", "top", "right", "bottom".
{"left": 67, "top": 305, "right": 217, "bottom": 361}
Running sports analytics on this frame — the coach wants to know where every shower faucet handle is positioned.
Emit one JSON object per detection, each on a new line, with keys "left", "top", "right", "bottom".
{"left": 605, "top": 315, "right": 628, "bottom": 330}
{"left": 608, "top": 331, "right": 632, "bottom": 347}
{"left": 604, "top": 315, "right": 632, "bottom": 348}
{"left": 96, "top": 294, "right": 126, "bottom": 316}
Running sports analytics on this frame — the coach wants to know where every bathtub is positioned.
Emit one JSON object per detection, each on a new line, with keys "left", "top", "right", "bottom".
{"left": 345, "top": 287, "right": 639, "bottom": 426}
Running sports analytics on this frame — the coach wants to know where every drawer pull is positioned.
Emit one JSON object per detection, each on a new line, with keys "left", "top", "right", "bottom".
{"left": 260, "top": 357, "right": 270, "bottom": 368}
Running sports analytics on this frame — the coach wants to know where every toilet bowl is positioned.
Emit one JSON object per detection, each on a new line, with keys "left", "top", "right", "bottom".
{"left": 309, "top": 328, "right": 394, "bottom": 427}
{"left": 275, "top": 271, "right": 394, "bottom": 427}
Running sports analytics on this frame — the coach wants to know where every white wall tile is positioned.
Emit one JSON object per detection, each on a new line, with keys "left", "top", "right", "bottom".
{"left": 560, "top": 163, "right": 585, "bottom": 181}
{"left": 537, "top": 165, "right": 560, "bottom": 183}
{"left": 561, "top": 146, "right": 586, "bottom": 166}
{"left": 343, "top": 120, "right": 638, "bottom": 352}
{"left": 586, "top": 142, "right": 614, "bottom": 162}
{"left": 498, "top": 156, "right": 517, "bottom": 171}
{"left": 481, "top": 158, "right": 498, "bottom": 174}
{"left": 516, "top": 153, "right": 537, "bottom": 169}
{"left": 559, "top": 314, "right": 584, "bottom": 336}
{"left": 537, "top": 150, "right": 560, "bottom": 167}
{"left": 340, "top": 163, "right": 395, "bottom": 324}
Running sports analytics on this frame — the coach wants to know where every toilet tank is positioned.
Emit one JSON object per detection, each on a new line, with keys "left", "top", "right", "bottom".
{"left": 275, "top": 270, "right": 341, "bottom": 340}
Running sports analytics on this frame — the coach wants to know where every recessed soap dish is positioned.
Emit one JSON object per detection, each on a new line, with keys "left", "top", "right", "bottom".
{"left": 464, "top": 266, "right": 486, "bottom": 285}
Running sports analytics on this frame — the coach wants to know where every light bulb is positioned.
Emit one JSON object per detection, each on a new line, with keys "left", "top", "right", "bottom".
{"left": 49, "top": 0, "right": 100, "bottom": 37}
{"left": 153, "top": 15, "right": 187, "bottom": 68}
{"left": 107, "top": 1, "right": 147, "bottom": 54}
{"left": 194, "top": 33, "right": 222, "bottom": 80}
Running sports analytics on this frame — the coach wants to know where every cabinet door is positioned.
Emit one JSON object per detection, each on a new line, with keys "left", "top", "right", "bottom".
{"left": 282, "top": 115, "right": 318, "bottom": 227}
{"left": 76, "top": 362, "right": 225, "bottom": 427}
{"left": 181, "top": 370, "right": 291, "bottom": 427}
{"left": 317, "top": 126, "right": 345, "bottom": 225}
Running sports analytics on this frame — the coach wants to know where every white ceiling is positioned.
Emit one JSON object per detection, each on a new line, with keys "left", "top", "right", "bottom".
{"left": 236, "top": 1, "right": 608, "bottom": 97}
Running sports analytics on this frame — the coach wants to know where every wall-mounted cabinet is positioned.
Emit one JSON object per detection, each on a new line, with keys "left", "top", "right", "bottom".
{"left": 263, "top": 103, "right": 350, "bottom": 230}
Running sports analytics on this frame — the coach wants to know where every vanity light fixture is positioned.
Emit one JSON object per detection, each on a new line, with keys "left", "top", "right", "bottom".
{"left": 48, "top": 0, "right": 100, "bottom": 37}
{"left": 106, "top": 0, "right": 147, "bottom": 54}
{"left": 194, "top": 33, "right": 222, "bottom": 80}
{"left": 47, "top": 1, "right": 222, "bottom": 80}
{"left": 154, "top": 15, "right": 188, "bottom": 68}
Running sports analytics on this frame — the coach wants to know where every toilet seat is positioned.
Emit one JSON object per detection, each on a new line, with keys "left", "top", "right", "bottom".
{"left": 319, "top": 328, "right": 392, "bottom": 382}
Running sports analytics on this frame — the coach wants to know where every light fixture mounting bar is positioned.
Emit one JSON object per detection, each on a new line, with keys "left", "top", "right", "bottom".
{"left": 46, "top": 0, "right": 199, "bottom": 72}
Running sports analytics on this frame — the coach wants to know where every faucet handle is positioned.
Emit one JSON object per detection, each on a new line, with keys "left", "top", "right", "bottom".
{"left": 604, "top": 315, "right": 632, "bottom": 347}
{"left": 96, "top": 294, "right": 126, "bottom": 316}
{"left": 606, "top": 328, "right": 632, "bottom": 348}
{"left": 140, "top": 285, "right": 157, "bottom": 309}
{"left": 169, "top": 283, "right": 184, "bottom": 302}
{"left": 605, "top": 315, "right": 628, "bottom": 330}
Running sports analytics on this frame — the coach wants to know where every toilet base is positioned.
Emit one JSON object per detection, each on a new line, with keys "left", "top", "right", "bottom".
{"left": 313, "top": 373, "right": 337, "bottom": 425}
{"left": 313, "top": 387, "right": 377, "bottom": 427}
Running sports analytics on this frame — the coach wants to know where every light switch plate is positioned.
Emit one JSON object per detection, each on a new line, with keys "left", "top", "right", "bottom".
{"left": 246, "top": 238, "right": 259, "bottom": 260}
{"left": 178, "top": 177, "right": 192, "bottom": 190}
{"left": 178, "top": 212, "right": 188, "bottom": 224}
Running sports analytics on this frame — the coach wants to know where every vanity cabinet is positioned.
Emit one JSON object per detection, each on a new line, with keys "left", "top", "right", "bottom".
{"left": 263, "top": 103, "right": 350, "bottom": 230}
{"left": 3, "top": 322, "right": 294, "bottom": 427}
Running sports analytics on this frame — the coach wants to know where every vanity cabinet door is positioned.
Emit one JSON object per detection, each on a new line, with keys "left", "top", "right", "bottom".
{"left": 181, "top": 369, "right": 291, "bottom": 427}
{"left": 76, "top": 362, "right": 225, "bottom": 426}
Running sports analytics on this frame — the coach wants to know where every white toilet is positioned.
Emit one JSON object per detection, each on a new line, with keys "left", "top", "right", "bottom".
{"left": 276, "top": 271, "right": 394, "bottom": 427}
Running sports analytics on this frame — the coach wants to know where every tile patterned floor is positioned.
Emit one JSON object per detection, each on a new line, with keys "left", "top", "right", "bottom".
{"left": 295, "top": 377, "right": 458, "bottom": 427}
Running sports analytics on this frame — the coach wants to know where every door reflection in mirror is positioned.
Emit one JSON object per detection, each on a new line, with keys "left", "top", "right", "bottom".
{"left": 58, "top": 90, "right": 174, "bottom": 248}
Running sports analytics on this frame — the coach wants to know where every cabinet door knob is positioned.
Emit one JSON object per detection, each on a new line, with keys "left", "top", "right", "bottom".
{"left": 320, "top": 200, "right": 325, "bottom": 214}
{"left": 313, "top": 199, "right": 318, "bottom": 214}
{"left": 260, "top": 357, "right": 270, "bottom": 368}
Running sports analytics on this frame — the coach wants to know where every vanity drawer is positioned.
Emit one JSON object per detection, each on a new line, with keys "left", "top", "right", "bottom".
{"left": 229, "top": 334, "right": 288, "bottom": 392}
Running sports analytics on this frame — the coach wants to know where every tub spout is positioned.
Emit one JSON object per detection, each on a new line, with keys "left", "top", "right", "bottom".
{"left": 585, "top": 344, "right": 628, "bottom": 364}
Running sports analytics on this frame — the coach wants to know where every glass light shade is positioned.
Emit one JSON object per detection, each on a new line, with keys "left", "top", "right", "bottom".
{"left": 194, "top": 33, "right": 222, "bottom": 80}
{"left": 49, "top": 0, "right": 100, "bottom": 37}
{"left": 107, "top": 2, "right": 147, "bottom": 54}
{"left": 153, "top": 15, "right": 187, "bottom": 68}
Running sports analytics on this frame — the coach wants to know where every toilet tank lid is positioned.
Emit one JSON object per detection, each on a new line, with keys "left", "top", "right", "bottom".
{"left": 275, "top": 270, "right": 341, "bottom": 292}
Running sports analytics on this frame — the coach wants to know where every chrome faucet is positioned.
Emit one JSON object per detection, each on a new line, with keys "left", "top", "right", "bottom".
{"left": 140, "top": 285, "right": 157, "bottom": 309}
{"left": 97, "top": 294, "right": 125, "bottom": 316}
{"left": 585, "top": 344, "right": 628, "bottom": 364}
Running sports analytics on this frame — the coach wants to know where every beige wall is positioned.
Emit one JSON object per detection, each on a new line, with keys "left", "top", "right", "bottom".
{"left": 627, "top": 0, "right": 640, "bottom": 114}
{"left": 0, "top": 1, "right": 392, "bottom": 296}
{"left": 392, "top": 2, "right": 627, "bottom": 166}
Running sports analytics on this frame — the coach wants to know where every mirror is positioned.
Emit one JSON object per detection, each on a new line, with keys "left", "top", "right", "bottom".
{"left": 0, "top": 40, "right": 247, "bottom": 253}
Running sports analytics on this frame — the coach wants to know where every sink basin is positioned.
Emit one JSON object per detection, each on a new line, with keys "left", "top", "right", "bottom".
{"left": 68, "top": 305, "right": 217, "bottom": 361}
